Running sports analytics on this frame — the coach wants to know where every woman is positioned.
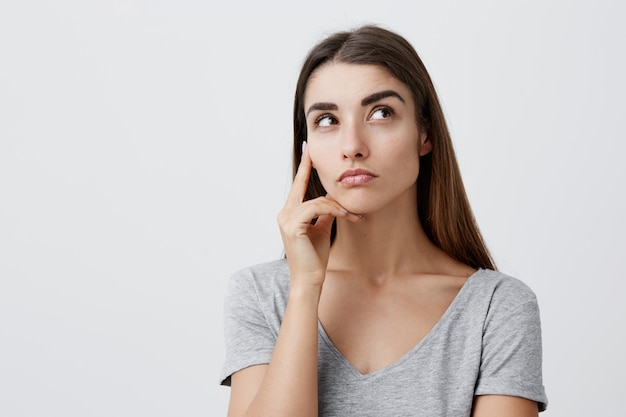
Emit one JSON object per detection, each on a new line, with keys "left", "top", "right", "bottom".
{"left": 220, "top": 25, "right": 547, "bottom": 416}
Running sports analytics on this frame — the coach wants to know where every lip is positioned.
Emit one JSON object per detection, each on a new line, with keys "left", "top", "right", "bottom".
{"left": 338, "top": 168, "right": 377, "bottom": 185}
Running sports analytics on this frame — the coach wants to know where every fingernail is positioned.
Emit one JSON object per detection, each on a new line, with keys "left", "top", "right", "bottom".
{"left": 301, "top": 141, "right": 307, "bottom": 154}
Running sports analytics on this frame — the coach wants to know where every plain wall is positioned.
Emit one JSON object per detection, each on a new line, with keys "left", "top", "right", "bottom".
{"left": 1, "top": 1, "right": 624, "bottom": 415}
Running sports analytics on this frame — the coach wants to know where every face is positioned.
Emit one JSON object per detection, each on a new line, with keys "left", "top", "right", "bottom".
{"left": 303, "top": 62, "right": 432, "bottom": 215}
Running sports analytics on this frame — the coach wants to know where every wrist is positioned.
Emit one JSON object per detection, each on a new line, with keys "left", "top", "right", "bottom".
{"left": 288, "top": 280, "right": 323, "bottom": 302}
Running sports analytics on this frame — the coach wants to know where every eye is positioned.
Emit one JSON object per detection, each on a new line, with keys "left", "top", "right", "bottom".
{"left": 370, "top": 107, "right": 394, "bottom": 120}
{"left": 315, "top": 114, "right": 337, "bottom": 127}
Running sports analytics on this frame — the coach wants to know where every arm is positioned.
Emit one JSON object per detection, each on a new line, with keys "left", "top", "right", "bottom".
{"left": 472, "top": 395, "right": 539, "bottom": 417}
{"left": 228, "top": 285, "right": 321, "bottom": 417}
{"left": 226, "top": 143, "right": 361, "bottom": 417}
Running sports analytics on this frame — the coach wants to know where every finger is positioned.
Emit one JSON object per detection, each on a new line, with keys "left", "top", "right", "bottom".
{"left": 292, "top": 200, "right": 342, "bottom": 229}
{"left": 300, "top": 197, "right": 364, "bottom": 222}
{"left": 286, "top": 141, "right": 312, "bottom": 207}
{"left": 312, "top": 213, "right": 335, "bottom": 232}
{"left": 279, "top": 197, "right": 362, "bottom": 234}
{"left": 323, "top": 194, "right": 364, "bottom": 222}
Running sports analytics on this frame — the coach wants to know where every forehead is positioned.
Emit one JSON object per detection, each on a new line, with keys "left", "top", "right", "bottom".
{"left": 304, "top": 62, "right": 412, "bottom": 106}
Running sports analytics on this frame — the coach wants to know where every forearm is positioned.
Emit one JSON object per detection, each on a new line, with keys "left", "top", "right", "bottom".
{"left": 243, "top": 282, "right": 321, "bottom": 417}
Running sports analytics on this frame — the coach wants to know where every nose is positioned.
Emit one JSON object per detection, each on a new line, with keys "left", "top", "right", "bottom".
{"left": 341, "top": 121, "right": 369, "bottom": 160}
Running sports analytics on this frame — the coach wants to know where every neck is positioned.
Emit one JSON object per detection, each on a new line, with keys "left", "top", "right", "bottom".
{"left": 327, "top": 195, "right": 449, "bottom": 285}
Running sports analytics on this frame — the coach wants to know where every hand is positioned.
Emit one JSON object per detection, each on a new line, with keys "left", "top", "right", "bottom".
{"left": 277, "top": 142, "right": 361, "bottom": 288}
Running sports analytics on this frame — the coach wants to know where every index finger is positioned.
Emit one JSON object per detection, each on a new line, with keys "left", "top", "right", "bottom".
{"left": 286, "top": 141, "right": 312, "bottom": 206}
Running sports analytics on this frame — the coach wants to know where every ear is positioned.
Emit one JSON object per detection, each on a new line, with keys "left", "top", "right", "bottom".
{"left": 418, "top": 131, "right": 432, "bottom": 156}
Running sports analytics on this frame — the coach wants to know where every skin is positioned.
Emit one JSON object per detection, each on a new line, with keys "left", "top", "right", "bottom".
{"left": 227, "top": 63, "right": 539, "bottom": 417}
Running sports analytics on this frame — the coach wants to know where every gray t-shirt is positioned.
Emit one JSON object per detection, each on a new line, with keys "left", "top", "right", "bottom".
{"left": 220, "top": 259, "right": 548, "bottom": 416}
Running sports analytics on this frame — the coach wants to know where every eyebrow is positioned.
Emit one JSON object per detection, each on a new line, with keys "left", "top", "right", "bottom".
{"left": 361, "top": 90, "right": 405, "bottom": 106}
{"left": 306, "top": 90, "right": 405, "bottom": 116}
{"left": 306, "top": 102, "right": 338, "bottom": 116}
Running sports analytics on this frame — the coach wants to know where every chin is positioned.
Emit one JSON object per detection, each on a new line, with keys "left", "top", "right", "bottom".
{"left": 330, "top": 185, "right": 418, "bottom": 217}
{"left": 333, "top": 195, "right": 380, "bottom": 216}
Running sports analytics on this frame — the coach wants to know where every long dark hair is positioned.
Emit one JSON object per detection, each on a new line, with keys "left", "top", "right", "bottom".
{"left": 292, "top": 25, "right": 495, "bottom": 270}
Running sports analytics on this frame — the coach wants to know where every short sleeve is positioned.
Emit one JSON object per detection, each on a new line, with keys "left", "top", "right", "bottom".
{"left": 475, "top": 283, "right": 548, "bottom": 411}
{"left": 220, "top": 271, "right": 277, "bottom": 386}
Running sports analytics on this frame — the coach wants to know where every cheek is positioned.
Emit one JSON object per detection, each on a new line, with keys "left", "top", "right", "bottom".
{"left": 307, "top": 143, "right": 325, "bottom": 171}
{"left": 307, "top": 146, "right": 334, "bottom": 187}
{"left": 307, "top": 145, "right": 320, "bottom": 170}
{"left": 392, "top": 143, "right": 420, "bottom": 180}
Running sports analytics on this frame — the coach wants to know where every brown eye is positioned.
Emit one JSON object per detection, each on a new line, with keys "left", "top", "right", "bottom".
{"left": 315, "top": 114, "right": 337, "bottom": 127}
{"left": 370, "top": 107, "right": 394, "bottom": 120}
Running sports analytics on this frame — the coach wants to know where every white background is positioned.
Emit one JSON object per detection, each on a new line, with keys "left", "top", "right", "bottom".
{"left": 1, "top": 1, "right": 624, "bottom": 416}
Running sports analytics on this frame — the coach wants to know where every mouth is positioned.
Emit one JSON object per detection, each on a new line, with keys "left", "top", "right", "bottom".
{"left": 338, "top": 168, "right": 377, "bottom": 185}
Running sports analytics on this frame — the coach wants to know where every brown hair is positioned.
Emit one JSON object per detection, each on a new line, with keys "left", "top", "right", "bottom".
{"left": 292, "top": 25, "right": 496, "bottom": 270}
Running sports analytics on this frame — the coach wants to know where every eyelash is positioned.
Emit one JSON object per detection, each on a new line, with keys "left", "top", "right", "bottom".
{"left": 314, "top": 114, "right": 337, "bottom": 126}
{"left": 312, "top": 106, "right": 395, "bottom": 127}
{"left": 371, "top": 106, "right": 394, "bottom": 119}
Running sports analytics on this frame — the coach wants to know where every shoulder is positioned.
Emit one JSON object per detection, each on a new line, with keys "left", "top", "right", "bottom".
{"left": 229, "top": 258, "right": 290, "bottom": 285}
{"left": 467, "top": 269, "right": 543, "bottom": 341}
{"left": 226, "top": 258, "right": 290, "bottom": 300}
{"left": 470, "top": 268, "right": 539, "bottom": 307}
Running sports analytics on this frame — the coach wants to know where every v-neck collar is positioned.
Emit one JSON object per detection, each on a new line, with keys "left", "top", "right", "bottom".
{"left": 317, "top": 269, "right": 484, "bottom": 380}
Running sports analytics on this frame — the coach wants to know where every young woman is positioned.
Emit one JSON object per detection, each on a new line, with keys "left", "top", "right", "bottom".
{"left": 220, "top": 25, "right": 547, "bottom": 417}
